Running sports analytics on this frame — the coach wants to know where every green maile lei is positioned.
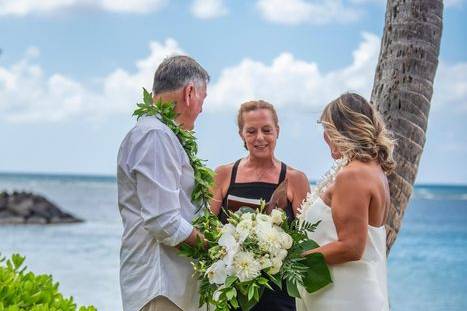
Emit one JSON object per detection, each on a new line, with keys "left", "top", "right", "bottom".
{"left": 133, "top": 88, "right": 215, "bottom": 210}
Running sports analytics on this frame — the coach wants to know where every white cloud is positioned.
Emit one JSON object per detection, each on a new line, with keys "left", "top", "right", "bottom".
{"left": 445, "top": 0, "right": 465, "bottom": 7}
{"left": 256, "top": 0, "right": 361, "bottom": 25}
{"left": 0, "top": 0, "right": 168, "bottom": 16}
{"left": 350, "top": 0, "right": 464, "bottom": 9}
{"left": 207, "top": 32, "right": 380, "bottom": 111}
{"left": 0, "top": 39, "right": 183, "bottom": 122}
{"left": 1, "top": 34, "right": 465, "bottom": 124}
{"left": 432, "top": 61, "right": 467, "bottom": 112}
{"left": 191, "top": 0, "right": 228, "bottom": 19}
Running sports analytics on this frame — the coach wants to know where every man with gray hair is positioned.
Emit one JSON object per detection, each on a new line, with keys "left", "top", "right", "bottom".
{"left": 117, "top": 55, "right": 209, "bottom": 311}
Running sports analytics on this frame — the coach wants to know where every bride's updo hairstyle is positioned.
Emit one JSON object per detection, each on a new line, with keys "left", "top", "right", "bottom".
{"left": 320, "top": 93, "right": 396, "bottom": 174}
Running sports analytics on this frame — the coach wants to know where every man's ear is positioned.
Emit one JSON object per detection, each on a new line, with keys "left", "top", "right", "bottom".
{"left": 276, "top": 126, "right": 280, "bottom": 139}
{"left": 183, "top": 82, "right": 195, "bottom": 107}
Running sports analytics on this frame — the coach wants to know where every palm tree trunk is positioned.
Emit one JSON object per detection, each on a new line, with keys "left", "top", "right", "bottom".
{"left": 370, "top": 0, "right": 443, "bottom": 253}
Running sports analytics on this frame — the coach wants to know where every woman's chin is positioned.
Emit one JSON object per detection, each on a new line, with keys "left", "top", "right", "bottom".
{"left": 250, "top": 150, "right": 273, "bottom": 159}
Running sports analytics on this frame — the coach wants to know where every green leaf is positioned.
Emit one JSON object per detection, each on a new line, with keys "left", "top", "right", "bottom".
{"left": 226, "top": 288, "right": 236, "bottom": 300}
{"left": 289, "top": 239, "right": 320, "bottom": 258}
{"left": 11, "top": 254, "right": 25, "bottom": 271}
{"left": 143, "top": 87, "right": 152, "bottom": 105}
{"left": 286, "top": 278, "right": 301, "bottom": 298}
{"left": 237, "top": 292, "right": 256, "bottom": 311}
{"left": 224, "top": 276, "right": 237, "bottom": 288}
{"left": 248, "top": 284, "right": 255, "bottom": 301}
{"left": 132, "top": 89, "right": 214, "bottom": 211}
{"left": 301, "top": 253, "right": 333, "bottom": 293}
{"left": 0, "top": 253, "right": 97, "bottom": 310}
{"left": 267, "top": 273, "right": 282, "bottom": 289}
{"left": 178, "top": 243, "right": 195, "bottom": 257}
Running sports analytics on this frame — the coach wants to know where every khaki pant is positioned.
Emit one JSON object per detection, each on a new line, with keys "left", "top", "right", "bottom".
{"left": 141, "top": 296, "right": 183, "bottom": 311}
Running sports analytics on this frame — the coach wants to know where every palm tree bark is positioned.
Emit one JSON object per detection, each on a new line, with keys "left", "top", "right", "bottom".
{"left": 371, "top": 0, "right": 443, "bottom": 253}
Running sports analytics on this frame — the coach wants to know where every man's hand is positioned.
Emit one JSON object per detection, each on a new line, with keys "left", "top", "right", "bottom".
{"left": 179, "top": 228, "right": 207, "bottom": 249}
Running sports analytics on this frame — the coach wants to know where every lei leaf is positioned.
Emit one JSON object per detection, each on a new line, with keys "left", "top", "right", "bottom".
{"left": 133, "top": 88, "right": 215, "bottom": 209}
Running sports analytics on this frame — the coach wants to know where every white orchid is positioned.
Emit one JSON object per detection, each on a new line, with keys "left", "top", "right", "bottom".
{"left": 221, "top": 223, "right": 236, "bottom": 235}
{"left": 206, "top": 260, "right": 229, "bottom": 285}
{"left": 218, "top": 231, "right": 238, "bottom": 250}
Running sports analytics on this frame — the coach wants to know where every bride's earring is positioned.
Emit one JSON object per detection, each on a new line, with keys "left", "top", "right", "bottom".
{"left": 331, "top": 147, "right": 342, "bottom": 159}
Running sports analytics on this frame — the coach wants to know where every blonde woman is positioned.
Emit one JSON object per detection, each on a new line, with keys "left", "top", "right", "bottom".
{"left": 297, "top": 93, "right": 395, "bottom": 311}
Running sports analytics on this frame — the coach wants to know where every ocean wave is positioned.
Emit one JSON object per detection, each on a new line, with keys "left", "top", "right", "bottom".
{"left": 412, "top": 186, "right": 467, "bottom": 201}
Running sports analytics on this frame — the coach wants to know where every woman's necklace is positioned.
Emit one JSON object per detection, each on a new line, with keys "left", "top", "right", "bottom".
{"left": 248, "top": 159, "right": 276, "bottom": 181}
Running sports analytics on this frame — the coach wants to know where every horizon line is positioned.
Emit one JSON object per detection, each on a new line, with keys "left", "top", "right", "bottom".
{"left": 0, "top": 171, "right": 465, "bottom": 188}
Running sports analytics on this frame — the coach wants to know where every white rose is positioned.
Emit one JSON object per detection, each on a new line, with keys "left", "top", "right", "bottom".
{"left": 241, "top": 212, "right": 254, "bottom": 221}
{"left": 258, "top": 255, "right": 272, "bottom": 270}
{"left": 277, "top": 249, "right": 288, "bottom": 261}
{"left": 270, "top": 209, "right": 284, "bottom": 225}
{"left": 206, "top": 260, "right": 228, "bottom": 285}
{"left": 268, "top": 257, "right": 283, "bottom": 275}
{"left": 256, "top": 214, "right": 271, "bottom": 223}
{"left": 280, "top": 233, "right": 293, "bottom": 249}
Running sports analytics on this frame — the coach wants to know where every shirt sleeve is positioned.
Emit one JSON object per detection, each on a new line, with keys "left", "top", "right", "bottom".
{"left": 130, "top": 128, "right": 194, "bottom": 247}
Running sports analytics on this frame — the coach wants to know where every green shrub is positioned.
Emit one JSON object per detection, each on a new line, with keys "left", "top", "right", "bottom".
{"left": 0, "top": 253, "right": 97, "bottom": 311}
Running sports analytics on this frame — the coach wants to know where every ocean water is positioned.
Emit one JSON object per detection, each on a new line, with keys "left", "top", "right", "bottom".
{"left": 0, "top": 173, "right": 466, "bottom": 311}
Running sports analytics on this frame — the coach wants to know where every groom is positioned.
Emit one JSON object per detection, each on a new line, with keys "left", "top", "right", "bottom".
{"left": 117, "top": 55, "right": 209, "bottom": 311}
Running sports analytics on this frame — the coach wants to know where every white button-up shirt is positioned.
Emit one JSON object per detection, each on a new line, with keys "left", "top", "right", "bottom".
{"left": 117, "top": 116, "right": 200, "bottom": 311}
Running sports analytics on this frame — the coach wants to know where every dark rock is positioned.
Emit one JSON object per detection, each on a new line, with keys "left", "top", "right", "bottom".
{"left": 26, "top": 216, "right": 48, "bottom": 225}
{"left": 0, "top": 210, "right": 25, "bottom": 224}
{"left": 0, "top": 191, "right": 83, "bottom": 225}
{"left": 8, "top": 198, "right": 34, "bottom": 217}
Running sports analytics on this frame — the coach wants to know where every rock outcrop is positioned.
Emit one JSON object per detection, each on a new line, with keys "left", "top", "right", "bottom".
{"left": 0, "top": 191, "right": 83, "bottom": 225}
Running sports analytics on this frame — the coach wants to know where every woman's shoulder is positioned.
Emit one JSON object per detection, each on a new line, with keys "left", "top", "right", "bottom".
{"left": 335, "top": 160, "right": 378, "bottom": 190}
{"left": 214, "top": 162, "right": 237, "bottom": 181}
{"left": 285, "top": 164, "right": 309, "bottom": 186}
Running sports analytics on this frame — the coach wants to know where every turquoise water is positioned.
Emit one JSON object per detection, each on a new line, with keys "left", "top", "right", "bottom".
{"left": 0, "top": 173, "right": 466, "bottom": 311}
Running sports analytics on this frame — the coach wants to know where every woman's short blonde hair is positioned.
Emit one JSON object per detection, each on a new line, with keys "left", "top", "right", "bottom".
{"left": 237, "top": 100, "right": 279, "bottom": 132}
{"left": 320, "top": 93, "right": 396, "bottom": 174}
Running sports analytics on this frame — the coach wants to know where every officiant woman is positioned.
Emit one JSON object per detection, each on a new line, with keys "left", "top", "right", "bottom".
{"left": 210, "top": 100, "right": 310, "bottom": 311}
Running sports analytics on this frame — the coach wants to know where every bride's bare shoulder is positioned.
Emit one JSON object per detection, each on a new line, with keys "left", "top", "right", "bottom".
{"left": 335, "top": 161, "right": 375, "bottom": 190}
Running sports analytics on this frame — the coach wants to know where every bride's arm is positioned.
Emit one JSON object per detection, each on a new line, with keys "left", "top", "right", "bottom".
{"left": 303, "top": 168, "right": 370, "bottom": 265}
{"left": 209, "top": 164, "right": 231, "bottom": 215}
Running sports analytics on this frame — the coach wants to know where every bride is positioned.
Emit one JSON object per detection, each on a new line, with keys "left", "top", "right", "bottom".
{"left": 297, "top": 93, "right": 395, "bottom": 311}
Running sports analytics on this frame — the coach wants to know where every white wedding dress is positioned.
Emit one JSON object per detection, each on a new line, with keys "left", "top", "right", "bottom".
{"left": 297, "top": 197, "right": 389, "bottom": 311}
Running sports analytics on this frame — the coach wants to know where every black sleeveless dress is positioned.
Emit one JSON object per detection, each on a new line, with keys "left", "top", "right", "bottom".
{"left": 220, "top": 159, "right": 296, "bottom": 311}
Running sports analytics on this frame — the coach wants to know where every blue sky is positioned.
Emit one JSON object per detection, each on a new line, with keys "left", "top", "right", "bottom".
{"left": 0, "top": 0, "right": 466, "bottom": 184}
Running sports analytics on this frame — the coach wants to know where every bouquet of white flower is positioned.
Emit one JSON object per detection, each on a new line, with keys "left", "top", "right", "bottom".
{"left": 179, "top": 202, "right": 332, "bottom": 311}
